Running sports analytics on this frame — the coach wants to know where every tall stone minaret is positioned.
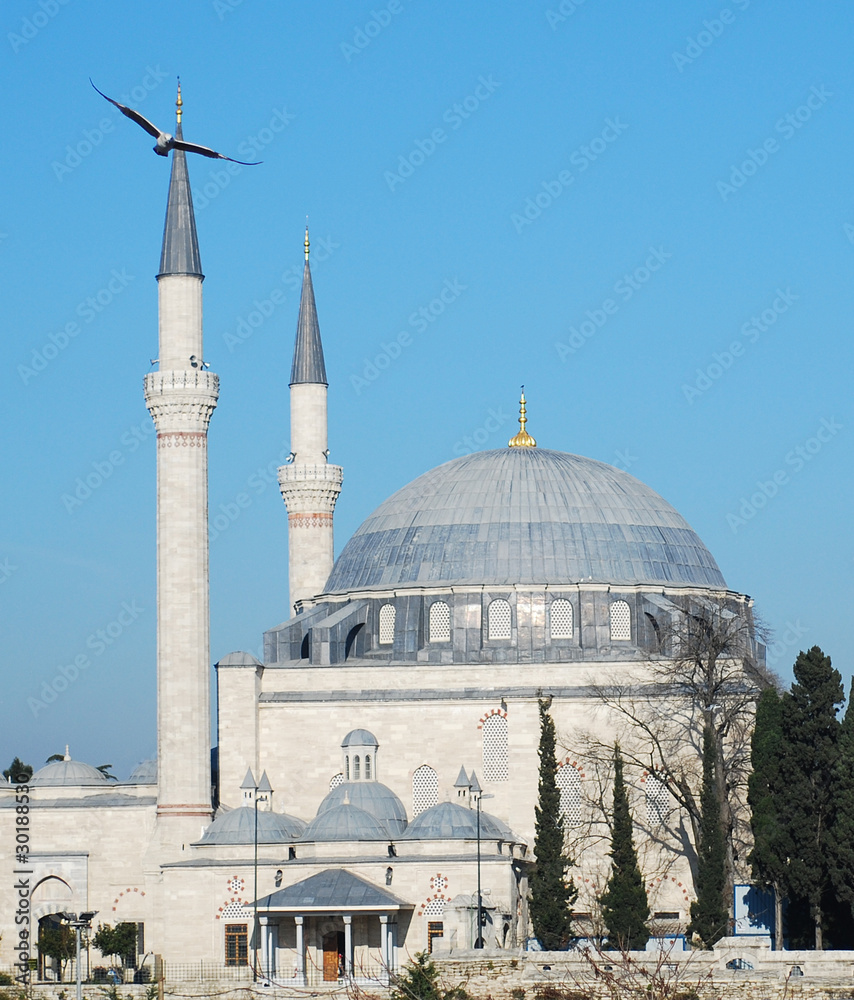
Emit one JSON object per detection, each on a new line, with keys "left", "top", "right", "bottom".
{"left": 143, "top": 83, "right": 218, "bottom": 833}
{"left": 278, "top": 229, "right": 343, "bottom": 613}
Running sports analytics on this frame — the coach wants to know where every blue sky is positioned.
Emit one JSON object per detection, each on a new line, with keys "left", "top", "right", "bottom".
{"left": 2, "top": 1, "right": 852, "bottom": 777}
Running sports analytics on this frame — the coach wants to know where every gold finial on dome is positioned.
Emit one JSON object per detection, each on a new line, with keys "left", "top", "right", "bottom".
{"left": 508, "top": 386, "right": 537, "bottom": 448}
{"left": 175, "top": 77, "right": 183, "bottom": 126}
{"left": 304, "top": 223, "right": 310, "bottom": 260}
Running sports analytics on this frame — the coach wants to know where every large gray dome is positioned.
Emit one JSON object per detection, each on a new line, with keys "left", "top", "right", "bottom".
{"left": 301, "top": 803, "right": 392, "bottom": 842}
{"left": 31, "top": 757, "right": 109, "bottom": 787}
{"left": 325, "top": 448, "right": 725, "bottom": 592}
{"left": 317, "top": 782, "right": 407, "bottom": 836}
{"left": 197, "top": 806, "right": 306, "bottom": 845}
{"left": 402, "top": 801, "right": 514, "bottom": 841}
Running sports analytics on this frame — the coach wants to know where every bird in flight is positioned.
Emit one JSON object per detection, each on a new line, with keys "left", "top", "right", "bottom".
{"left": 90, "top": 78, "right": 261, "bottom": 165}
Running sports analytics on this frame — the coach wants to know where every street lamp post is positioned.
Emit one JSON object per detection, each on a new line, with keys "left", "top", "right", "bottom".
{"left": 470, "top": 777, "right": 493, "bottom": 950}
{"left": 252, "top": 772, "right": 271, "bottom": 981}
{"left": 62, "top": 911, "right": 97, "bottom": 1000}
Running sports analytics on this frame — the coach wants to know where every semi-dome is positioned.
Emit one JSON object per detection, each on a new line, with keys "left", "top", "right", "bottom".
{"left": 197, "top": 806, "right": 306, "bottom": 845}
{"left": 402, "top": 801, "right": 514, "bottom": 841}
{"left": 31, "top": 756, "right": 109, "bottom": 787}
{"left": 317, "top": 781, "right": 407, "bottom": 836}
{"left": 301, "top": 802, "right": 392, "bottom": 842}
{"left": 324, "top": 448, "right": 726, "bottom": 593}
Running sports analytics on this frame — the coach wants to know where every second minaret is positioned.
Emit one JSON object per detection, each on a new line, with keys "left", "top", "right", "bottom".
{"left": 278, "top": 230, "right": 343, "bottom": 613}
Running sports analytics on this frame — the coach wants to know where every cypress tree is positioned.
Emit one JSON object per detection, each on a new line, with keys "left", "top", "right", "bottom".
{"left": 780, "top": 646, "right": 843, "bottom": 950}
{"left": 687, "top": 726, "right": 728, "bottom": 948}
{"left": 599, "top": 743, "right": 649, "bottom": 950}
{"left": 827, "top": 679, "right": 854, "bottom": 925}
{"left": 747, "top": 687, "right": 788, "bottom": 949}
{"left": 529, "top": 697, "right": 577, "bottom": 950}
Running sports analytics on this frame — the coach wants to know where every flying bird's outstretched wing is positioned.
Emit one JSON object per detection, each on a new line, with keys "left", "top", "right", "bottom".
{"left": 172, "top": 139, "right": 262, "bottom": 166}
{"left": 90, "top": 78, "right": 162, "bottom": 138}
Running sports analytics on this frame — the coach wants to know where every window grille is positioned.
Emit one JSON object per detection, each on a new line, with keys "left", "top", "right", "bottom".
{"left": 365, "top": 755, "right": 372, "bottom": 779}
{"left": 482, "top": 714, "right": 509, "bottom": 781}
{"left": 550, "top": 599, "right": 573, "bottom": 639}
{"left": 557, "top": 763, "right": 582, "bottom": 826}
{"left": 646, "top": 773, "right": 670, "bottom": 826}
{"left": 354, "top": 755, "right": 360, "bottom": 780}
{"left": 220, "top": 902, "right": 251, "bottom": 920}
{"left": 330, "top": 772, "right": 344, "bottom": 790}
{"left": 610, "top": 600, "right": 631, "bottom": 641}
{"left": 224, "top": 924, "right": 248, "bottom": 966}
{"left": 379, "top": 604, "right": 396, "bottom": 644}
{"left": 424, "top": 898, "right": 446, "bottom": 916}
{"left": 487, "top": 599, "right": 512, "bottom": 640}
{"left": 427, "top": 921, "right": 444, "bottom": 953}
{"left": 412, "top": 765, "right": 439, "bottom": 816}
{"left": 429, "top": 601, "right": 451, "bottom": 642}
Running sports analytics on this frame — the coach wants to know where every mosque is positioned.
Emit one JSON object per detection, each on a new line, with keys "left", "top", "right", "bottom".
{"left": 0, "top": 90, "right": 762, "bottom": 985}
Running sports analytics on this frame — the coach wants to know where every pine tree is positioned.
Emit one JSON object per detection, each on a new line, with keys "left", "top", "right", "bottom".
{"left": 687, "top": 726, "right": 728, "bottom": 948}
{"left": 599, "top": 743, "right": 649, "bottom": 950}
{"left": 529, "top": 697, "right": 577, "bottom": 950}
{"left": 2, "top": 757, "right": 33, "bottom": 782}
{"left": 780, "top": 646, "right": 843, "bottom": 950}
{"left": 747, "top": 687, "right": 788, "bottom": 949}
{"left": 827, "top": 679, "right": 854, "bottom": 925}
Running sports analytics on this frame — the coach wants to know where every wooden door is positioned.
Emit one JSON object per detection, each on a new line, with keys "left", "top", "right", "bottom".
{"left": 322, "top": 932, "right": 340, "bottom": 981}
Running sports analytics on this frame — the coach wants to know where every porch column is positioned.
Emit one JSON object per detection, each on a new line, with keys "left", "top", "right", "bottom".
{"left": 343, "top": 914, "right": 352, "bottom": 977}
{"left": 379, "top": 914, "right": 389, "bottom": 982}
{"left": 265, "top": 921, "right": 277, "bottom": 977}
{"left": 259, "top": 915, "right": 269, "bottom": 977}
{"left": 295, "top": 916, "right": 305, "bottom": 984}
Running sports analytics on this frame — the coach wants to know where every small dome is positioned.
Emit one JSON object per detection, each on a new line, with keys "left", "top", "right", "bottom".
{"left": 216, "top": 651, "right": 264, "bottom": 668}
{"left": 317, "top": 781, "right": 407, "bottom": 836}
{"left": 31, "top": 757, "right": 109, "bottom": 787}
{"left": 197, "top": 806, "right": 306, "bottom": 845}
{"left": 301, "top": 802, "right": 392, "bottom": 842}
{"left": 127, "top": 759, "right": 157, "bottom": 784}
{"left": 402, "top": 801, "right": 512, "bottom": 841}
{"left": 341, "top": 729, "right": 379, "bottom": 748}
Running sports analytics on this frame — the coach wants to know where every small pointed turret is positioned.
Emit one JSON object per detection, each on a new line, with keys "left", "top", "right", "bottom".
{"left": 158, "top": 79, "right": 202, "bottom": 279}
{"left": 290, "top": 228, "right": 327, "bottom": 386}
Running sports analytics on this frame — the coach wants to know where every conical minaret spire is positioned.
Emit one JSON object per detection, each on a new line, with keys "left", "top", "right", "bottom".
{"left": 278, "top": 227, "right": 343, "bottom": 614}
{"left": 158, "top": 79, "right": 202, "bottom": 280}
{"left": 144, "top": 79, "right": 218, "bottom": 838}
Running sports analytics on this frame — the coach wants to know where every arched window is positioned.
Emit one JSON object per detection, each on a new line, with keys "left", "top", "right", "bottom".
{"left": 354, "top": 755, "right": 361, "bottom": 780}
{"left": 365, "top": 754, "right": 372, "bottom": 779}
{"left": 429, "top": 601, "right": 451, "bottom": 642}
{"left": 550, "top": 599, "right": 573, "bottom": 639}
{"left": 646, "top": 773, "right": 669, "bottom": 826}
{"left": 487, "top": 599, "right": 512, "bottom": 640}
{"left": 610, "top": 600, "right": 631, "bottom": 641}
{"left": 412, "top": 765, "right": 439, "bottom": 816}
{"left": 482, "top": 714, "right": 509, "bottom": 781}
{"left": 557, "top": 763, "right": 582, "bottom": 826}
{"left": 300, "top": 632, "right": 310, "bottom": 659}
{"left": 330, "top": 772, "right": 344, "bottom": 790}
{"left": 345, "top": 755, "right": 350, "bottom": 780}
{"left": 379, "top": 604, "right": 396, "bottom": 644}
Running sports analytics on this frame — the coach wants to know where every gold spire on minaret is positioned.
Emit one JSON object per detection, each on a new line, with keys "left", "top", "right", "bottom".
{"left": 175, "top": 78, "right": 183, "bottom": 126}
{"left": 508, "top": 387, "right": 537, "bottom": 448}
{"left": 304, "top": 224, "right": 310, "bottom": 260}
